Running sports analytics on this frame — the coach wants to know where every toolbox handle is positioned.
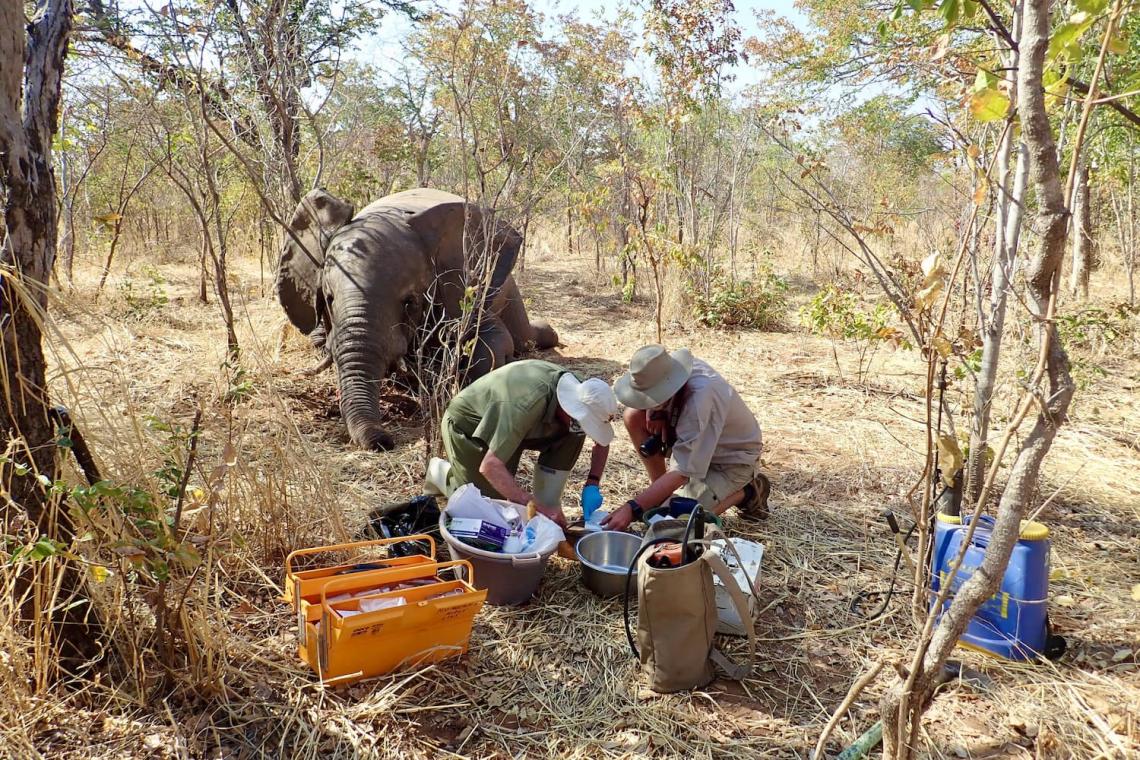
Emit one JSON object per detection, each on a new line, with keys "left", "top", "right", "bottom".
{"left": 285, "top": 534, "right": 437, "bottom": 577}
{"left": 318, "top": 559, "right": 477, "bottom": 613}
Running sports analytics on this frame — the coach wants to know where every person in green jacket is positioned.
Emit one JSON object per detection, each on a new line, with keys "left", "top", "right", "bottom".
{"left": 426, "top": 360, "right": 618, "bottom": 527}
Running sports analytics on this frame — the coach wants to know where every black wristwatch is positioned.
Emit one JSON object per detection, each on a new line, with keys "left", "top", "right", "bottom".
{"left": 626, "top": 499, "right": 644, "bottom": 520}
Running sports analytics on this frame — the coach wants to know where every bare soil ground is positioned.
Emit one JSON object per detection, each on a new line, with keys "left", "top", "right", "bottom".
{"left": 20, "top": 246, "right": 1140, "bottom": 759}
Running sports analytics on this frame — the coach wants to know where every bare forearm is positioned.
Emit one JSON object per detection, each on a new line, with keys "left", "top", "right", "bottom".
{"left": 479, "top": 452, "right": 532, "bottom": 505}
{"left": 587, "top": 444, "right": 609, "bottom": 483}
{"left": 634, "top": 470, "right": 689, "bottom": 509}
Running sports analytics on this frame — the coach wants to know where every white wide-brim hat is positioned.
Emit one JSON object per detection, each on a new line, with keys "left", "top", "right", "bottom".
{"left": 613, "top": 345, "right": 693, "bottom": 409}
{"left": 556, "top": 374, "right": 618, "bottom": 446}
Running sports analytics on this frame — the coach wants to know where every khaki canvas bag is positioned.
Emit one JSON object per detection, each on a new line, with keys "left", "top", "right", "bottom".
{"left": 624, "top": 518, "right": 757, "bottom": 693}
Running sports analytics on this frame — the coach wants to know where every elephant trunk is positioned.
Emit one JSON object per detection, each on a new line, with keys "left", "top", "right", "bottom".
{"left": 334, "top": 309, "right": 399, "bottom": 451}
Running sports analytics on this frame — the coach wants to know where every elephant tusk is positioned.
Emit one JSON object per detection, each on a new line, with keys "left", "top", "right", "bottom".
{"left": 302, "top": 353, "right": 333, "bottom": 376}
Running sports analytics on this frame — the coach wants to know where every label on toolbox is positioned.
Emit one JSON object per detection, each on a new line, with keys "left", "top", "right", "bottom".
{"left": 351, "top": 623, "right": 389, "bottom": 638}
{"left": 438, "top": 602, "right": 480, "bottom": 621}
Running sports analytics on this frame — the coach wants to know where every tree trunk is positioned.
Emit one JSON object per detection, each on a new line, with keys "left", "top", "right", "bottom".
{"left": 967, "top": 139, "right": 1029, "bottom": 505}
{"left": 967, "top": 18, "right": 1026, "bottom": 508}
{"left": 1, "top": 0, "right": 102, "bottom": 667}
{"left": 1070, "top": 161, "right": 1092, "bottom": 300}
{"left": 198, "top": 234, "right": 210, "bottom": 304}
{"left": 881, "top": 0, "right": 1077, "bottom": 754}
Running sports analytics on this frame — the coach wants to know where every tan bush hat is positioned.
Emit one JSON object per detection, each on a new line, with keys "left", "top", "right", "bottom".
{"left": 613, "top": 345, "right": 693, "bottom": 409}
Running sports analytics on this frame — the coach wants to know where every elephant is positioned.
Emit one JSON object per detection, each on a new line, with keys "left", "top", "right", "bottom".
{"left": 276, "top": 187, "right": 559, "bottom": 451}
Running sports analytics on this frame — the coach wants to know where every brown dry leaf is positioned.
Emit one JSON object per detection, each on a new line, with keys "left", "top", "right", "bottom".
{"left": 922, "top": 251, "right": 946, "bottom": 279}
{"left": 932, "top": 33, "right": 952, "bottom": 61}
{"left": 222, "top": 441, "right": 238, "bottom": 466}
{"left": 208, "top": 464, "right": 228, "bottom": 492}
{"left": 973, "top": 182, "right": 988, "bottom": 205}
{"left": 916, "top": 252, "right": 947, "bottom": 310}
{"left": 230, "top": 600, "right": 258, "bottom": 618}
{"left": 915, "top": 282, "right": 943, "bottom": 310}
{"left": 932, "top": 334, "right": 953, "bottom": 359}
{"left": 937, "top": 434, "right": 963, "bottom": 485}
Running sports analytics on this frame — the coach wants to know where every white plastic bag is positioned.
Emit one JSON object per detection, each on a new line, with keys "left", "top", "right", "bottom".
{"left": 359, "top": 595, "right": 407, "bottom": 613}
{"left": 445, "top": 484, "right": 512, "bottom": 530}
{"left": 584, "top": 509, "right": 608, "bottom": 532}
{"left": 521, "top": 513, "right": 565, "bottom": 554}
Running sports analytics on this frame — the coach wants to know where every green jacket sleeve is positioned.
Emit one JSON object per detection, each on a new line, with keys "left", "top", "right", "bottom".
{"left": 472, "top": 397, "right": 546, "bottom": 464}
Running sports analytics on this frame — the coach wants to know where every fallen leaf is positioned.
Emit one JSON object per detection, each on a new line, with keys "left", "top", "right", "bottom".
{"left": 1132, "top": 584, "right": 1140, "bottom": 601}
{"left": 230, "top": 600, "right": 258, "bottom": 618}
{"left": 1055, "top": 595, "right": 1075, "bottom": 607}
{"left": 1111, "top": 648, "right": 1132, "bottom": 663}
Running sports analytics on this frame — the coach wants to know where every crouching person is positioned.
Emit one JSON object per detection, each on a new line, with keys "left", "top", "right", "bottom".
{"left": 601, "top": 345, "right": 770, "bottom": 532}
{"left": 425, "top": 360, "right": 618, "bottom": 527}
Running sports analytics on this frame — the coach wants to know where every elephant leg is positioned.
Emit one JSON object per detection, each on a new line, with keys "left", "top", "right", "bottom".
{"left": 465, "top": 315, "right": 515, "bottom": 381}
{"left": 494, "top": 276, "right": 559, "bottom": 353}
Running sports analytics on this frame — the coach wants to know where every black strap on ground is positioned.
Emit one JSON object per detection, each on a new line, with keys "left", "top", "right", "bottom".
{"left": 850, "top": 518, "right": 918, "bottom": 620}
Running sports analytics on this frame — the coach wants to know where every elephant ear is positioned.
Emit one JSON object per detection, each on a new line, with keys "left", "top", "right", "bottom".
{"left": 407, "top": 200, "right": 519, "bottom": 315}
{"left": 481, "top": 220, "right": 521, "bottom": 303}
{"left": 277, "top": 189, "right": 355, "bottom": 333}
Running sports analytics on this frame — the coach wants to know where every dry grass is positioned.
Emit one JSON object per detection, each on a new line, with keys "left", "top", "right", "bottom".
{"left": 0, "top": 241, "right": 1136, "bottom": 760}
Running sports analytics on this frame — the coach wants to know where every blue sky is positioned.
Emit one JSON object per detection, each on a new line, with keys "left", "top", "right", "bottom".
{"left": 354, "top": 0, "right": 809, "bottom": 92}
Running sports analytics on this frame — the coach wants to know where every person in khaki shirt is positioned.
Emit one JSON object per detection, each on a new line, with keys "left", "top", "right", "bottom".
{"left": 425, "top": 360, "right": 618, "bottom": 527}
{"left": 601, "top": 345, "right": 770, "bottom": 532}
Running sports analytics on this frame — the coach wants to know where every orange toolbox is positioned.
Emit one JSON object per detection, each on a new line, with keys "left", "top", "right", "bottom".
{"left": 284, "top": 536, "right": 437, "bottom": 631}
{"left": 284, "top": 537, "right": 486, "bottom": 685}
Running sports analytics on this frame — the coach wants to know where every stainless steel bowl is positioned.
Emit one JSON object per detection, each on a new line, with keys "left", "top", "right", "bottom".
{"left": 575, "top": 531, "right": 642, "bottom": 598}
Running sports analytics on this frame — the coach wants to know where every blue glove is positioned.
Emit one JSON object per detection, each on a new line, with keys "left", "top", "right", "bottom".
{"left": 581, "top": 484, "right": 603, "bottom": 520}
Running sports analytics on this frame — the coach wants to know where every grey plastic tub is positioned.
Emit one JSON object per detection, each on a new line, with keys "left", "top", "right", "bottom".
{"left": 438, "top": 513, "right": 554, "bottom": 606}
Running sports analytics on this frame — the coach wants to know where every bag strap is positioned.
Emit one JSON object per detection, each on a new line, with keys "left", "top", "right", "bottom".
{"left": 623, "top": 537, "right": 676, "bottom": 659}
{"left": 704, "top": 550, "right": 756, "bottom": 681}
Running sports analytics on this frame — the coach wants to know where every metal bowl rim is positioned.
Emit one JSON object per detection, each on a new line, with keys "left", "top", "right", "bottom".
{"left": 574, "top": 530, "right": 641, "bottom": 575}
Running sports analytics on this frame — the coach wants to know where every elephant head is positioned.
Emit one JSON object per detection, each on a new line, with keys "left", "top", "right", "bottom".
{"left": 277, "top": 189, "right": 356, "bottom": 335}
{"left": 277, "top": 187, "right": 527, "bottom": 451}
